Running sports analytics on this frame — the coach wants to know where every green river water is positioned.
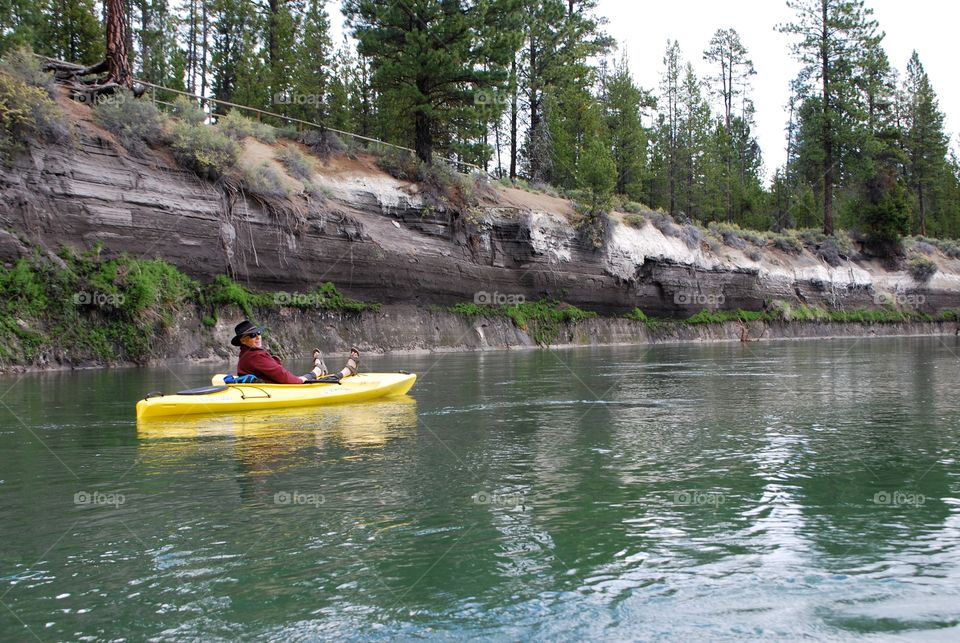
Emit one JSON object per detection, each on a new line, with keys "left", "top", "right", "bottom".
{"left": 1, "top": 337, "right": 959, "bottom": 640}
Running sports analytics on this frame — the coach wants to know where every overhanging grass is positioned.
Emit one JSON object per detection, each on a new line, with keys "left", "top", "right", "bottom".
{"left": 450, "top": 299, "right": 597, "bottom": 345}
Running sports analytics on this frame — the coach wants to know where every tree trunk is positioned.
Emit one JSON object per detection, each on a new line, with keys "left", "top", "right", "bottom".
{"left": 821, "top": 0, "right": 834, "bottom": 236}
{"left": 510, "top": 56, "right": 517, "bottom": 180}
{"left": 919, "top": 183, "right": 926, "bottom": 236}
{"left": 187, "top": 0, "right": 197, "bottom": 93}
{"left": 528, "top": 39, "right": 539, "bottom": 180}
{"left": 415, "top": 110, "right": 432, "bottom": 164}
{"left": 105, "top": 0, "right": 133, "bottom": 88}
{"left": 201, "top": 0, "right": 209, "bottom": 100}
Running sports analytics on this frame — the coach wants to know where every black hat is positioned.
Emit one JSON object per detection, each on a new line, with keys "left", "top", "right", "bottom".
{"left": 231, "top": 320, "right": 264, "bottom": 346}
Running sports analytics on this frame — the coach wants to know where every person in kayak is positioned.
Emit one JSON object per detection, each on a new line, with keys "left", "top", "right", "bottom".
{"left": 231, "top": 320, "right": 360, "bottom": 384}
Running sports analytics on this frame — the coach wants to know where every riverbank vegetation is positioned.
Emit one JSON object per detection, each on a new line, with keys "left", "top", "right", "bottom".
{"left": 0, "top": 246, "right": 376, "bottom": 366}
{"left": 447, "top": 298, "right": 960, "bottom": 347}
{"left": 451, "top": 300, "right": 598, "bottom": 346}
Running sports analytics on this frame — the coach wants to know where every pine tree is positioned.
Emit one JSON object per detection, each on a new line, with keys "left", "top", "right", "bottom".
{"left": 655, "top": 39, "right": 683, "bottom": 216}
{"left": 288, "top": 0, "right": 333, "bottom": 124}
{"left": 135, "top": 0, "right": 183, "bottom": 89}
{"left": 901, "top": 51, "right": 948, "bottom": 237}
{"left": 677, "top": 62, "right": 711, "bottom": 219}
{"left": 602, "top": 51, "right": 650, "bottom": 201}
{"left": 38, "top": 0, "right": 105, "bottom": 64}
{"left": 779, "top": 0, "right": 879, "bottom": 235}
{"left": 703, "top": 27, "right": 757, "bottom": 221}
{"left": 0, "top": 0, "right": 46, "bottom": 54}
{"left": 265, "top": 0, "right": 297, "bottom": 115}
{"left": 519, "top": 0, "right": 611, "bottom": 181}
{"left": 209, "top": 0, "right": 258, "bottom": 107}
{"left": 344, "top": 0, "right": 522, "bottom": 164}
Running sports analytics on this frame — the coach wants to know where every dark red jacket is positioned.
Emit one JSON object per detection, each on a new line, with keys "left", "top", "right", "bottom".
{"left": 237, "top": 346, "right": 303, "bottom": 384}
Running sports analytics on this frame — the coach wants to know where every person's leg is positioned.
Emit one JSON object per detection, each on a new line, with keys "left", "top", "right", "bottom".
{"left": 310, "top": 348, "right": 327, "bottom": 377}
{"left": 334, "top": 347, "right": 360, "bottom": 378}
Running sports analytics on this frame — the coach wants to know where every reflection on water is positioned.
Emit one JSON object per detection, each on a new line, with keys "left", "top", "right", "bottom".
{"left": 1, "top": 339, "right": 959, "bottom": 639}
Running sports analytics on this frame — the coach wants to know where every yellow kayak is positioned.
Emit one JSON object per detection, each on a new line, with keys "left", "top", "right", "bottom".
{"left": 135, "top": 372, "right": 417, "bottom": 420}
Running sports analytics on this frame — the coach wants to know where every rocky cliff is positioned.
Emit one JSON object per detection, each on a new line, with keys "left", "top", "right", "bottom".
{"left": 2, "top": 90, "right": 960, "bottom": 322}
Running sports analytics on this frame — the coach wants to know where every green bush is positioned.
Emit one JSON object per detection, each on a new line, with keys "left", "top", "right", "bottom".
{"left": 168, "top": 120, "right": 239, "bottom": 179}
{"left": 216, "top": 110, "right": 276, "bottom": 143}
{"left": 92, "top": 90, "right": 165, "bottom": 155}
{"left": 304, "top": 179, "right": 332, "bottom": 201}
{"left": 276, "top": 144, "right": 314, "bottom": 182}
{"left": 708, "top": 222, "right": 747, "bottom": 249}
{"left": 740, "top": 229, "right": 768, "bottom": 246}
{"left": 205, "top": 274, "right": 262, "bottom": 318}
{"left": 798, "top": 228, "right": 826, "bottom": 247}
{"left": 623, "top": 213, "right": 646, "bottom": 229}
{"left": 298, "top": 129, "right": 346, "bottom": 157}
{"left": 907, "top": 254, "right": 937, "bottom": 283}
{"left": 649, "top": 212, "right": 679, "bottom": 237}
{"left": 0, "top": 69, "right": 68, "bottom": 160}
{"left": 377, "top": 150, "right": 476, "bottom": 209}
{"left": 625, "top": 308, "right": 648, "bottom": 322}
{"left": 621, "top": 201, "right": 647, "bottom": 214}
{"left": 771, "top": 231, "right": 803, "bottom": 254}
{"left": 376, "top": 148, "right": 422, "bottom": 181}
{"left": 1, "top": 47, "right": 57, "bottom": 96}
{"left": 833, "top": 230, "right": 855, "bottom": 257}
{"left": 170, "top": 96, "right": 206, "bottom": 126}
{"left": 243, "top": 161, "right": 292, "bottom": 200}
{"left": 679, "top": 224, "right": 702, "bottom": 250}
{"left": 910, "top": 239, "right": 937, "bottom": 255}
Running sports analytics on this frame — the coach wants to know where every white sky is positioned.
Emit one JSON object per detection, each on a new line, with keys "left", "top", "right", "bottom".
{"left": 331, "top": 0, "right": 960, "bottom": 184}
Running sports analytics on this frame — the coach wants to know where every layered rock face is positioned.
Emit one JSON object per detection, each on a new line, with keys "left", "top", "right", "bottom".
{"left": 2, "top": 101, "right": 959, "bottom": 318}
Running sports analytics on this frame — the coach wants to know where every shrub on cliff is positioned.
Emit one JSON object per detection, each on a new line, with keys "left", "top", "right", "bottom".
{"left": 297, "top": 129, "right": 346, "bottom": 157}
{"left": 771, "top": 231, "right": 803, "bottom": 254}
{"left": 648, "top": 212, "right": 679, "bottom": 237}
{"left": 908, "top": 254, "right": 937, "bottom": 283}
{"left": 0, "top": 69, "right": 68, "bottom": 162}
{"left": 216, "top": 110, "right": 276, "bottom": 144}
{"left": 1, "top": 47, "right": 57, "bottom": 96}
{"left": 678, "top": 224, "right": 702, "bottom": 250}
{"left": 168, "top": 120, "right": 239, "bottom": 180}
{"left": 170, "top": 96, "right": 206, "bottom": 126}
{"left": 376, "top": 149, "right": 478, "bottom": 211}
{"left": 276, "top": 144, "right": 314, "bottom": 182}
{"left": 708, "top": 222, "right": 747, "bottom": 250}
{"left": 92, "top": 90, "right": 165, "bottom": 155}
{"left": 242, "top": 161, "right": 292, "bottom": 200}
